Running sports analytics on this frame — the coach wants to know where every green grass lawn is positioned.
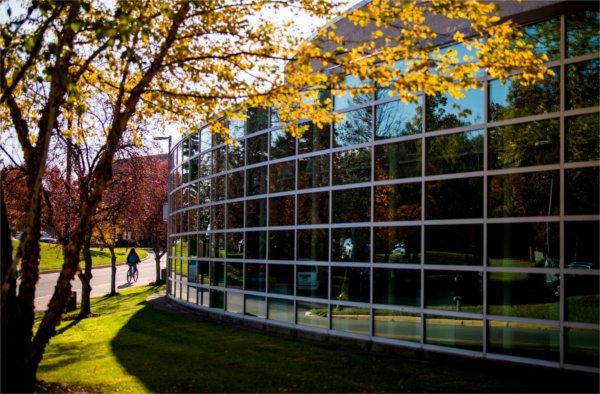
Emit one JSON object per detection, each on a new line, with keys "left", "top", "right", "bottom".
{"left": 11, "top": 240, "right": 148, "bottom": 272}
{"left": 37, "top": 286, "right": 598, "bottom": 393}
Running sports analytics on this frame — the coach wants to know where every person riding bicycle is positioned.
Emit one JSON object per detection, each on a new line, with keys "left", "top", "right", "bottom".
{"left": 126, "top": 248, "right": 141, "bottom": 276}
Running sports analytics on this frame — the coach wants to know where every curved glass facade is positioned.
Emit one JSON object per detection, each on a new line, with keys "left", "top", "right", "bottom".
{"left": 167, "top": 9, "right": 599, "bottom": 372}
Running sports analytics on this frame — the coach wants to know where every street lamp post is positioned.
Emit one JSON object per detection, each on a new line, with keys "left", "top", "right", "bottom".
{"left": 154, "top": 136, "right": 172, "bottom": 295}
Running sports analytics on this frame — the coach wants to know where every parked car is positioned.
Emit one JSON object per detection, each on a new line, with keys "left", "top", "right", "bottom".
{"left": 40, "top": 231, "right": 58, "bottom": 244}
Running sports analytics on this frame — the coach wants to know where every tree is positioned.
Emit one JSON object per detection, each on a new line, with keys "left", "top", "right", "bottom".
{"left": 1, "top": 0, "right": 552, "bottom": 390}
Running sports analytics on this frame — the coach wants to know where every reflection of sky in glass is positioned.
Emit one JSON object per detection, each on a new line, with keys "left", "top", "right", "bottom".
{"left": 522, "top": 17, "right": 560, "bottom": 60}
{"left": 334, "top": 107, "right": 372, "bottom": 147}
{"left": 375, "top": 99, "right": 422, "bottom": 139}
{"left": 228, "top": 119, "right": 245, "bottom": 139}
{"left": 429, "top": 88, "right": 484, "bottom": 129}
{"left": 335, "top": 75, "right": 372, "bottom": 110}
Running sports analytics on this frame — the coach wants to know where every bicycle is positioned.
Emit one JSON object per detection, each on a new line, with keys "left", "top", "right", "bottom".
{"left": 126, "top": 264, "right": 139, "bottom": 283}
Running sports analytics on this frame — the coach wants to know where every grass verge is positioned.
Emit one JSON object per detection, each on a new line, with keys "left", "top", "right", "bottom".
{"left": 37, "top": 286, "right": 598, "bottom": 393}
{"left": 11, "top": 240, "right": 148, "bottom": 272}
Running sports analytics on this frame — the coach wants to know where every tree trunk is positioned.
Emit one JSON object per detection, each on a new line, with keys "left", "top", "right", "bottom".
{"left": 78, "top": 233, "right": 93, "bottom": 317}
{"left": 109, "top": 245, "right": 117, "bottom": 296}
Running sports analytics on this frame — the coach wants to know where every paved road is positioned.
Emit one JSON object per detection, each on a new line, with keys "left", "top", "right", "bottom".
{"left": 34, "top": 252, "right": 165, "bottom": 311}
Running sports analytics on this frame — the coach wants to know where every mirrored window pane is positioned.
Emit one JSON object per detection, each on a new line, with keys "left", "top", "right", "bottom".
{"left": 246, "top": 134, "right": 268, "bottom": 165}
{"left": 488, "top": 222, "right": 559, "bottom": 268}
{"left": 268, "top": 264, "right": 294, "bottom": 295}
{"left": 227, "top": 170, "right": 244, "bottom": 199}
{"left": 297, "top": 229, "right": 329, "bottom": 262}
{"left": 270, "top": 128, "right": 295, "bottom": 159}
{"left": 246, "top": 165, "right": 267, "bottom": 196}
{"left": 565, "top": 328, "right": 600, "bottom": 367}
{"left": 567, "top": 59, "right": 599, "bottom": 110}
{"left": 488, "top": 272, "right": 559, "bottom": 320}
{"left": 211, "top": 176, "right": 225, "bottom": 201}
{"left": 245, "top": 295, "right": 267, "bottom": 318}
{"left": 565, "top": 221, "right": 599, "bottom": 270}
{"left": 226, "top": 262, "right": 243, "bottom": 289}
{"left": 489, "top": 119, "right": 559, "bottom": 169}
{"left": 426, "top": 130, "right": 483, "bottom": 175}
{"left": 373, "top": 268, "right": 420, "bottom": 306}
{"left": 566, "top": 114, "right": 600, "bottom": 162}
{"left": 375, "top": 99, "right": 422, "bottom": 139}
{"left": 489, "top": 68, "right": 560, "bottom": 122}
{"left": 374, "top": 140, "right": 421, "bottom": 180}
{"left": 332, "top": 148, "right": 371, "bottom": 185}
{"left": 298, "top": 155, "right": 329, "bottom": 189}
{"left": 245, "top": 231, "right": 267, "bottom": 259}
{"left": 334, "top": 107, "right": 372, "bottom": 147}
{"left": 488, "top": 171, "right": 559, "bottom": 217}
{"left": 331, "top": 227, "right": 371, "bottom": 263}
{"left": 425, "top": 315, "right": 482, "bottom": 351}
{"left": 226, "top": 292, "right": 243, "bottom": 313}
{"left": 245, "top": 263, "right": 266, "bottom": 292}
{"left": 245, "top": 198, "right": 267, "bottom": 228}
{"left": 269, "top": 230, "right": 294, "bottom": 260}
{"left": 198, "top": 261, "right": 209, "bottom": 285}
{"left": 210, "top": 233, "right": 225, "bottom": 258}
{"left": 425, "top": 177, "right": 483, "bottom": 219}
{"left": 331, "top": 267, "right": 370, "bottom": 303}
{"left": 210, "top": 290, "right": 224, "bottom": 309}
{"left": 211, "top": 204, "right": 225, "bottom": 230}
{"left": 567, "top": 10, "right": 600, "bottom": 57}
{"left": 425, "top": 225, "right": 483, "bottom": 266}
{"left": 426, "top": 89, "right": 484, "bottom": 132}
{"left": 332, "top": 307, "right": 370, "bottom": 335}
{"left": 298, "top": 122, "right": 330, "bottom": 153}
{"left": 210, "top": 261, "right": 225, "bottom": 287}
{"left": 520, "top": 17, "right": 561, "bottom": 60}
{"left": 374, "top": 311, "right": 420, "bottom": 342}
{"left": 212, "top": 147, "right": 226, "bottom": 173}
{"left": 227, "top": 143, "right": 244, "bottom": 169}
{"left": 488, "top": 321, "right": 559, "bottom": 361}
{"left": 297, "top": 192, "right": 329, "bottom": 225}
{"left": 268, "top": 298, "right": 294, "bottom": 323}
{"left": 198, "top": 233, "right": 210, "bottom": 258}
{"left": 269, "top": 161, "right": 295, "bottom": 193}
{"left": 425, "top": 271, "right": 483, "bottom": 313}
{"left": 226, "top": 232, "right": 244, "bottom": 259}
{"left": 565, "top": 275, "right": 599, "bottom": 324}
{"left": 297, "top": 265, "right": 328, "bottom": 299}
{"left": 269, "top": 195, "right": 295, "bottom": 226}
{"left": 332, "top": 187, "right": 371, "bottom": 223}
{"left": 229, "top": 119, "right": 245, "bottom": 140}
{"left": 374, "top": 226, "right": 420, "bottom": 264}
{"left": 297, "top": 301, "right": 329, "bottom": 328}
{"left": 246, "top": 107, "right": 269, "bottom": 134}
{"left": 565, "top": 167, "right": 599, "bottom": 215}
{"left": 374, "top": 183, "right": 421, "bottom": 221}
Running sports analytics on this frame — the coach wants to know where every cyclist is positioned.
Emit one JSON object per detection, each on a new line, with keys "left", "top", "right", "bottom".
{"left": 126, "top": 248, "right": 141, "bottom": 280}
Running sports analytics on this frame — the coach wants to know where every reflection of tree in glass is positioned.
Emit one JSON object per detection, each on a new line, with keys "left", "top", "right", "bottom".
{"left": 334, "top": 106, "right": 372, "bottom": 146}
{"left": 489, "top": 67, "right": 559, "bottom": 122}
{"left": 374, "top": 183, "right": 421, "bottom": 222}
{"left": 519, "top": 17, "right": 560, "bottom": 60}
{"left": 375, "top": 99, "right": 422, "bottom": 138}
{"left": 374, "top": 140, "right": 421, "bottom": 181}
{"left": 488, "top": 120, "right": 558, "bottom": 170}
{"left": 567, "top": 11, "right": 600, "bottom": 57}
{"left": 566, "top": 114, "right": 600, "bottom": 162}
{"left": 426, "top": 93, "right": 477, "bottom": 131}
{"left": 333, "top": 148, "right": 371, "bottom": 185}
{"left": 488, "top": 171, "right": 560, "bottom": 218}
{"left": 567, "top": 59, "right": 599, "bottom": 110}
{"left": 426, "top": 130, "right": 483, "bottom": 175}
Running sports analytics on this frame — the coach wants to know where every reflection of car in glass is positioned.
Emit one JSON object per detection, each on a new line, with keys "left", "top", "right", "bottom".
{"left": 567, "top": 262, "right": 593, "bottom": 270}
{"left": 340, "top": 238, "right": 354, "bottom": 260}
{"left": 390, "top": 243, "right": 406, "bottom": 258}
{"left": 297, "top": 267, "right": 319, "bottom": 291}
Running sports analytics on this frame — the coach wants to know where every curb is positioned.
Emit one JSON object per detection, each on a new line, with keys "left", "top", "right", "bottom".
{"left": 39, "top": 250, "right": 154, "bottom": 274}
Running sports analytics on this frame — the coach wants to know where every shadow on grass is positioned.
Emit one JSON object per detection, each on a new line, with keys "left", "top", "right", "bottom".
{"left": 110, "top": 298, "right": 600, "bottom": 393}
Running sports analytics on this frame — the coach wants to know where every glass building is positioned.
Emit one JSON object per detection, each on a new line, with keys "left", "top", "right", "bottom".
{"left": 167, "top": 2, "right": 599, "bottom": 372}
